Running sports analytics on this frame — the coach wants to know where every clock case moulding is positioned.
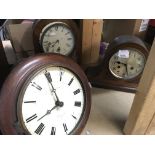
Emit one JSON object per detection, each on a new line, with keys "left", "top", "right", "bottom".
{"left": 0, "top": 54, "right": 91, "bottom": 135}
{"left": 86, "top": 35, "right": 149, "bottom": 93}
{"left": 33, "top": 19, "right": 81, "bottom": 64}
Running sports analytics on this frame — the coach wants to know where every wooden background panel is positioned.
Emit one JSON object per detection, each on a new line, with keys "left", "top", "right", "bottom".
{"left": 90, "top": 19, "right": 103, "bottom": 64}
{"left": 145, "top": 114, "right": 155, "bottom": 134}
{"left": 82, "top": 19, "right": 103, "bottom": 65}
{"left": 124, "top": 39, "right": 155, "bottom": 134}
{"left": 82, "top": 19, "right": 93, "bottom": 64}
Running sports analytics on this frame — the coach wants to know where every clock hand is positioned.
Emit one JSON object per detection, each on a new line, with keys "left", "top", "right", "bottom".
{"left": 37, "top": 100, "right": 64, "bottom": 121}
{"left": 51, "top": 40, "right": 59, "bottom": 47}
{"left": 37, "top": 105, "right": 58, "bottom": 121}
{"left": 125, "top": 64, "right": 128, "bottom": 76}
{"left": 116, "top": 61, "right": 127, "bottom": 65}
{"left": 57, "top": 47, "right": 61, "bottom": 53}
{"left": 44, "top": 71, "right": 61, "bottom": 102}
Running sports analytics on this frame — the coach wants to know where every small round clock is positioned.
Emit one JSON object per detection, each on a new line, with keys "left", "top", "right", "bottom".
{"left": 109, "top": 48, "right": 146, "bottom": 79}
{"left": 33, "top": 19, "right": 80, "bottom": 62}
{"left": 0, "top": 54, "right": 91, "bottom": 135}
{"left": 106, "top": 35, "right": 148, "bottom": 81}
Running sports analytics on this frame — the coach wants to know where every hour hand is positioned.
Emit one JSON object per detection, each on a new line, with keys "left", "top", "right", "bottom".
{"left": 45, "top": 71, "right": 52, "bottom": 83}
{"left": 116, "top": 61, "right": 127, "bottom": 65}
{"left": 44, "top": 71, "right": 61, "bottom": 102}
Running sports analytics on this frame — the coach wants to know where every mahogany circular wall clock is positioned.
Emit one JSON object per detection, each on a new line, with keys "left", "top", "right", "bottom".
{"left": 33, "top": 19, "right": 81, "bottom": 62}
{"left": 0, "top": 54, "right": 91, "bottom": 135}
{"left": 86, "top": 35, "right": 148, "bottom": 93}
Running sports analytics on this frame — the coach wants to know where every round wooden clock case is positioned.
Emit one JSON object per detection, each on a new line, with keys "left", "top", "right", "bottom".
{"left": 0, "top": 54, "right": 91, "bottom": 135}
{"left": 33, "top": 19, "right": 81, "bottom": 63}
{"left": 86, "top": 35, "right": 148, "bottom": 93}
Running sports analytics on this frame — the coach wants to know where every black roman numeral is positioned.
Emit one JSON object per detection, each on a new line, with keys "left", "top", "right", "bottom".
{"left": 61, "top": 26, "right": 64, "bottom": 32}
{"left": 51, "top": 127, "right": 56, "bottom": 135}
{"left": 55, "top": 26, "right": 58, "bottom": 31}
{"left": 24, "top": 101, "right": 36, "bottom": 103}
{"left": 31, "top": 82, "right": 42, "bottom": 91}
{"left": 72, "top": 115, "right": 77, "bottom": 119}
{"left": 45, "top": 71, "right": 52, "bottom": 83}
{"left": 74, "top": 101, "right": 81, "bottom": 107}
{"left": 65, "top": 32, "right": 70, "bottom": 35}
{"left": 26, "top": 114, "right": 37, "bottom": 123}
{"left": 67, "top": 38, "right": 72, "bottom": 40}
{"left": 59, "top": 68, "right": 64, "bottom": 81}
{"left": 35, "top": 123, "right": 45, "bottom": 135}
{"left": 73, "top": 89, "right": 80, "bottom": 95}
{"left": 63, "top": 123, "right": 68, "bottom": 133}
{"left": 68, "top": 77, "right": 74, "bottom": 86}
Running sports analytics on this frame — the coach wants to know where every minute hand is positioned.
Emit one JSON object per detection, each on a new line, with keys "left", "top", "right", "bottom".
{"left": 37, "top": 105, "right": 58, "bottom": 121}
{"left": 44, "top": 71, "right": 60, "bottom": 102}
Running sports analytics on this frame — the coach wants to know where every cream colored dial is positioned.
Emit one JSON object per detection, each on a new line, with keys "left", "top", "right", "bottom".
{"left": 40, "top": 22, "right": 75, "bottom": 55}
{"left": 109, "top": 49, "right": 146, "bottom": 79}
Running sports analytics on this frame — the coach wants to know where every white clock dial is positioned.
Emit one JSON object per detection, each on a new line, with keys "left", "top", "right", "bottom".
{"left": 18, "top": 66, "right": 85, "bottom": 135}
{"left": 40, "top": 22, "right": 75, "bottom": 55}
{"left": 109, "top": 48, "right": 146, "bottom": 79}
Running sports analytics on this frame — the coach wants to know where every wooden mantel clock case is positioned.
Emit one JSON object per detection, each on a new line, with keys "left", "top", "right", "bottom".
{"left": 86, "top": 35, "right": 148, "bottom": 93}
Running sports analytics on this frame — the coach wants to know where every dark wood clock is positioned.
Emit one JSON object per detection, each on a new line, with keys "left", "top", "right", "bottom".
{"left": 0, "top": 53, "right": 91, "bottom": 135}
{"left": 33, "top": 19, "right": 81, "bottom": 63}
{"left": 86, "top": 35, "right": 148, "bottom": 93}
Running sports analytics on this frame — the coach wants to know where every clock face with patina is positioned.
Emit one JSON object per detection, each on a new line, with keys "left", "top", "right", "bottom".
{"left": 40, "top": 22, "right": 75, "bottom": 56}
{"left": 109, "top": 48, "right": 146, "bottom": 79}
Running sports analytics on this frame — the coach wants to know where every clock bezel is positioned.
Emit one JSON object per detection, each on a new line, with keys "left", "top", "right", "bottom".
{"left": 0, "top": 53, "right": 91, "bottom": 135}
{"left": 33, "top": 19, "right": 81, "bottom": 63}
{"left": 17, "top": 65, "right": 86, "bottom": 135}
{"left": 39, "top": 22, "right": 75, "bottom": 56}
